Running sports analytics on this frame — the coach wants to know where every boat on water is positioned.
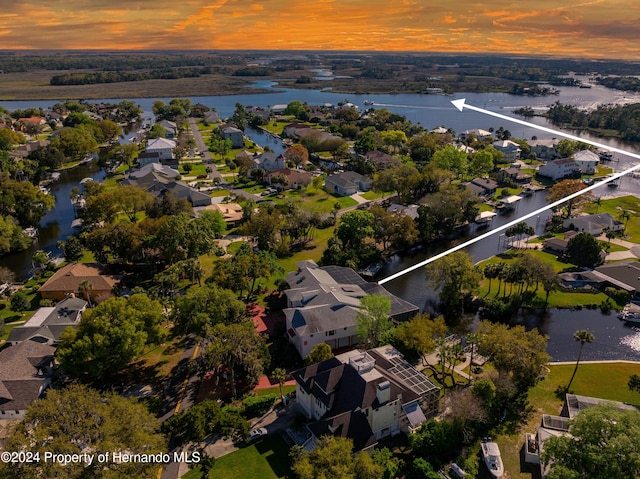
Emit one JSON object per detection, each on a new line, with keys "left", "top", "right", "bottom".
{"left": 363, "top": 100, "right": 374, "bottom": 105}
{"left": 599, "top": 150, "right": 614, "bottom": 161}
{"left": 357, "top": 260, "right": 384, "bottom": 278}
{"left": 481, "top": 438, "right": 504, "bottom": 479}
{"left": 618, "top": 303, "right": 640, "bottom": 325}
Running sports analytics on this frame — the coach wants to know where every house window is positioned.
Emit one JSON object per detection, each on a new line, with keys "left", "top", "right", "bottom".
{"left": 328, "top": 330, "right": 335, "bottom": 336}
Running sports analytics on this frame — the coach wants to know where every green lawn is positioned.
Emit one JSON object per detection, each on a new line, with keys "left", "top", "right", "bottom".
{"left": 490, "top": 362, "right": 640, "bottom": 479}
{"left": 583, "top": 195, "right": 640, "bottom": 242}
{"left": 180, "top": 162, "right": 207, "bottom": 176}
{"left": 268, "top": 188, "right": 357, "bottom": 214}
{"left": 183, "top": 435, "right": 292, "bottom": 479}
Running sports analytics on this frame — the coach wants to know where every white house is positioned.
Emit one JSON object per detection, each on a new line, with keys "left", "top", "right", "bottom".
{"left": 284, "top": 261, "right": 418, "bottom": 358}
{"left": 291, "top": 346, "right": 440, "bottom": 451}
{"left": 146, "top": 137, "right": 176, "bottom": 162}
{"left": 220, "top": 126, "right": 244, "bottom": 148}
{"left": 573, "top": 150, "right": 600, "bottom": 174}
{"left": 538, "top": 158, "right": 578, "bottom": 180}
{"left": 324, "top": 171, "right": 372, "bottom": 196}
{"left": 253, "top": 151, "right": 286, "bottom": 172}
{"left": 493, "top": 139, "right": 522, "bottom": 162}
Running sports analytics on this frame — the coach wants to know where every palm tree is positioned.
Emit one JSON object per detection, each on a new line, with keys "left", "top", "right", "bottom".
{"left": 78, "top": 280, "right": 93, "bottom": 308}
{"left": 272, "top": 367, "right": 288, "bottom": 405}
{"left": 466, "top": 333, "right": 478, "bottom": 384}
{"left": 566, "top": 329, "right": 595, "bottom": 390}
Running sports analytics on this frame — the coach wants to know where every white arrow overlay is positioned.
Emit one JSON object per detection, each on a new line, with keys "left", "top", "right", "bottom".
{"left": 378, "top": 99, "right": 640, "bottom": 285}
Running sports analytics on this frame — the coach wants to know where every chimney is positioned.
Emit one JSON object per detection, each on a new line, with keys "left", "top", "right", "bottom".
{"left": 376, "top": 381, "right": 391, "bottom": 405}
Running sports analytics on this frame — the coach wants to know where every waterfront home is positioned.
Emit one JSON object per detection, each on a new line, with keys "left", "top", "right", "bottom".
{"left": 156, "top": 120, "right": 177, "bottom": 139}
{"left": 562, "top": 213, "right": 623, "bottom": 236}
{"left": 291, "top": 345, "right": 440, "bottom": 451}
{"left": 220, "top": 125, "right": 244, "bottom": 148}
{"left": 492, "top": 139, "right": 522, "bottom": 162}
{"left": 529, "top": 139, "right": 558, "bottom": 160}
{"left": 460, "top": 128, "right": 493, "bottom": 141}
{"left": 146, "top": 137, "right": 176, "bottom": 161}
{"left": 537, "top": 158, "right": 578, "bottom": 181}
{"left": 0, "top": 341, "right": 56, "bottom": 420}
{"left": 573, "top": 150, "right": 600, "bottom": 174}
{"left": 253, "top": 151, "right": 286, "bottom": 172}
{"left": 465, "top": 177, "right": 498, "bottom": 197}
{"left": 284, "top": 261, "right": 418, "bottom": 358}
{"left": 594, "top": 260, "right": 640, "bottom": 297}
{"left": 364, "top": 150, "right": 400, "bottom": 170}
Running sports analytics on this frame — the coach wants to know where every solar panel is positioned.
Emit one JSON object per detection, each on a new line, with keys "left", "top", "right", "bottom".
{"left": 387, "top": 356, "right": 439, "bottom": 394}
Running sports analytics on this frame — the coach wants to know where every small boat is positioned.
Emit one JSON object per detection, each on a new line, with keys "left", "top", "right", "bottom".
{"left": 599, "top": 150, "right": 614, "bottom": 161}
{"left": 358, "top": 260, "right": 384, "bottom": 278}
{"left": 618, "top": 303, "right": 640, "bottom": 325}
{"left": 481, "top": 438, "right": 504, "bottom": 478}
{"left": 364, "top": 100, "right": 374, "bottom": 105}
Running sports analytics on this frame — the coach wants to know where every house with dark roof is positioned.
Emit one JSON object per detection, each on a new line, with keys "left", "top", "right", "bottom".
{"left": 465, "top": 177, "right": 498, "bottom": 197}
{"left": 284, "top": 261, "right": 419, "bottom": 358}
{"left": 0, "top": 341, "right": 56, "bottom": 419}
{"left": 157, "top": 120, "right": 177, "bottom": 139}
{"left": 364, "top": 150, "right": 400, "bottom": 170}
{"left": 7, "top": 297, "right": 87, "bottom": 345}
{"left": 593, "top": 260, "right": 640, "bottom": 297}
{"left": 38, "top": 263, "right": 121, "bottom": 303}
{"left": 292, "top": 345, "right": 440, "bottom": 451}
{"left": 325, "top": 171, "right": 372, "bottom": 196}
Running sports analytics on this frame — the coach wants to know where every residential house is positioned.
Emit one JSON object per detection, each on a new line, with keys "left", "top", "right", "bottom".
{"left": 594, "top": 260, "right": 640, "bottom": 297}
{"left": 562, "top": 213, "right": 623, "bottom": 236}
{"left": 364, "top": 150, "right": 400, "bottom": 170}
{"left": 387, "top": 204, "right": 419, "bottom": 220}
{"left": 253, "top": 151, "right": 286, "bottom": 172}
{"left": 283, "top": 123, "right": 313, "bottom": 139}
{"left": 492, "top": 140, "right": 522, "bottom": 162}
{"left": 543, "top": 231, "right": 579, "bottom": 255}
{"left": 265, "top": 168, "right": 313, "bottom": 190}
{"left": 465, "top": 177, "right": 498, "bottom": 197}
{"left": 459, "top": 128, "right": 493, "bottom": 141}
{"left": 8, "top": 139, "right": 51, "bottom": 161}
{"left": 157, "top": 120, "right": 177, "bottom": 139}
{"left": 284, "top": 261, "right": 419, "bottom": 358}
{"left": 529, "top": 139, "right": 558, "bottom": 160}
{"left": 15, "top": 117, "right": 46, "bottom": 132}
{"left": 208, "top": 203, "right": 244, "bottom": 226}
{"left": 270, "top": 104, "right": 288, "bottom": 115}
{"left": 38, "top": 263, "right": 121, "bottom": 303}
{"left": 325, "top": 171, "right": 372, "bottom": 196}
{"left": 537, "top": 158, "right": 578, "bottom": 181}
{"left": 7, "top": 297, "right": 88, "bottom": 346}
{"left": 127, "top": 162, "right": 180, "bottom": 182}
{"left": 573, "top": 149, "right": 600, "bottom": 174}
{"left": 524, "top": 394, "right": 638, "bottom": 477}
{"left": 220, "top": 125, "right": 244, "bottom": 148}
{"left": 493, "top": 167, "right": 532, "bottom": 184}
{"left": 0, "top": 341, "right": 56, "bottom": 419}
{"left": 292, "top": 345, "right": 440, "bottom": 451}
{"left": 146, "top": 137, "right": 176, "bottom": 162}
{"left": 558, "top": 271, "right": 606, "bottom": 290}
{"left": 136, "top": 151, "right": 162, "bottom": 167}
{"left": 203, "top": 110, "right": 221, "bottom": 124}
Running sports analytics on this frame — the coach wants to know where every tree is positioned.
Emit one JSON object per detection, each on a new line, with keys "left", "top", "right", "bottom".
{"left": 10, "top": 291, "right": 30, "bottom": 312}
{"left": 173, "top": 283, "right": 247, "bottom": 337}
{"left": 424, "top": 251, "right": 482, "bottom": 322}
{"left": 272, "top": 367, "right": 288, "bottom": 403}
{"left": 431, "top": 144, "right": 469, "bottom": 177}
{"left": 201, "top": 322, "right": 268, "bottom": 399}
{"left": 542, "top": 404, "right": 640, "bottom": 479}
{"left": 476, "top": 321, "right": 550, "bottom": 390}
{"left": 57, "top": 235, "right": 83, "bottom": 262}
{"left": 284, "top": 143, "right": 309, "bottom": 168}
{"left": 336, "top": 209, "right": 375, "bottom": 251}
{"left": 0, "top": 384, "right": 165, "bottom": 479}
{"left": 57, "top": 294, "right": 165, "bottom": 378}
{"left": 566, "top": 329, "right": 595, "bottom": 390}
{"left": 356, "top": 293, "right": 392, "bottom": 348}
{"left": 546, "top": 179, "right": 593, "bottom": 218}
{"left": 395, "top": 314, "right": 447, "bottom": 365}
{"left": 470, "top": 149, "right": 495, "bottom": 176}
{"left": 409, "top": 419, "right": 462, "bottom": 468}
{"left": 564, "top": 232, "right": 603, "bottom": 268}
{"left": 0, "top": 215, "right": 32, "bottom": 255}
{"left": 0, "top": 175, "right": 55, "bottom": 227}
{"left": 629, "top": 374, "right": 640, "bottom": 394}
{"left": 306, "top": 342, "right": 334, "bottom": 365}
{"left": 291, "top": 436, "right": 384, "bottom": 479}
{"left": 77, "top": 280, "right": 93, "bottom": 308}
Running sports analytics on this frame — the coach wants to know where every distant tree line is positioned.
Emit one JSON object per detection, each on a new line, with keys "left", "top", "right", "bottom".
{"left": 596, "top": 75, "right": 640, "bottom": 92}
{"left": 50, "top": 67, "right": 221, "bottom": 85}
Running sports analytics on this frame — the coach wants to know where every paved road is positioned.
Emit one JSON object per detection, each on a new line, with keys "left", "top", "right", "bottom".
{"left": 188, "top": 117, "right": 221, "bottom": 181}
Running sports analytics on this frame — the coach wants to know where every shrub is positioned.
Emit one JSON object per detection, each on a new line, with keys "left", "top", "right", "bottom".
{"left": 242, "top": 394, "right": 277, "bottom": 417}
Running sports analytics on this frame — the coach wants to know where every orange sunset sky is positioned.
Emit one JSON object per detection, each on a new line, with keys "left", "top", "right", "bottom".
{"left": 1, "top": 0, "right": 638, "bottom": 60}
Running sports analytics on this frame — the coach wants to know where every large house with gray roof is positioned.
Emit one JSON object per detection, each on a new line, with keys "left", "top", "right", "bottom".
{"left": 0, "top": 341, "right": 56, "bottom": 419}
{"left": 292, "top": 345, "right": 440, "bottom": 451}
{"left": 284, "top": 261, "right": 419, "bottom": 358}
{"left": 7, "top": 297, "right": 87, "bottom": 346}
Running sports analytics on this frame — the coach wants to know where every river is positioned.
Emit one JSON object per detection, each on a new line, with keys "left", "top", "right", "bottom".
{"left": 2, "top": 80, "right": 640, "bottom": 361}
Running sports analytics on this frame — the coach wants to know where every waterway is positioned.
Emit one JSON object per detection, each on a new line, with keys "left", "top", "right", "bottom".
{"left": 2, "top": 81, "right": 640, "bottom": 361}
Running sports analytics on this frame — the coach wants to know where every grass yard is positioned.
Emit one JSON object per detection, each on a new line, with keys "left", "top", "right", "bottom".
{"left": 180, "top": 162, "right": 207, "bottom": 176}
{"left": 183, "top": 435, "right": 292, "bottom": 479}
{"left": 269, "top": 188, "right": 357, "bottom": 214}
{"left": 477, "top": 250, "right": 610, "bottom": 308}
{"left": 487, "top": 362, "right": 640, "bottom": 479}
{"left": 583, "top": 195, "right": 640, "bottom": 242}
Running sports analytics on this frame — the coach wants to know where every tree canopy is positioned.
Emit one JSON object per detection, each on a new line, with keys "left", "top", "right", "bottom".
{"left": 356, "top": 293, "right": 392, "bottom": 348}
{"left": 0, "top": 384, "right": 165, "bottom": 479}
{"left": 542, "top": 404, "right": 640, "bottom": 479}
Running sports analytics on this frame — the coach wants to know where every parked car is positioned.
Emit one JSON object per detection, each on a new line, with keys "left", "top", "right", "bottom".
{"left": 197, "top": 174, "right": 208, "bottom": 179}
{"left": 247, "top": 427, "right": 267, "bottom": 442}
